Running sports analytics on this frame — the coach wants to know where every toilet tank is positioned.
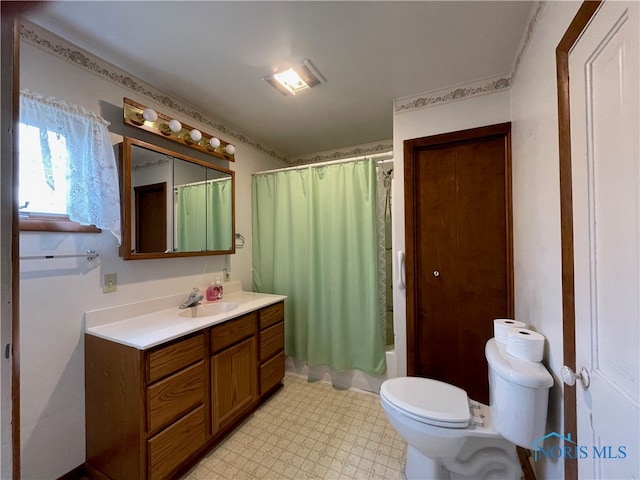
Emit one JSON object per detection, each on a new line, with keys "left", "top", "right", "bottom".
{"left": 485, "top": 338, "right": 554, "bottom": 449}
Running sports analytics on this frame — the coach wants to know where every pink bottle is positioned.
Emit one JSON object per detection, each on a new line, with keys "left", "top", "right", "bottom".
{"left": 206, "top": 278, "right": 223, "bottom": 301}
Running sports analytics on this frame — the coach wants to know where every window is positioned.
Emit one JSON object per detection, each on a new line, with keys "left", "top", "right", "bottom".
{"left": 19, "top": 91, "right": 121, "bottom": 242}
{"left": 19, "top": 123, "right": 99, "bottom": 232}
{"left": 19, "top": 122, "right": 69, "bottom": 215}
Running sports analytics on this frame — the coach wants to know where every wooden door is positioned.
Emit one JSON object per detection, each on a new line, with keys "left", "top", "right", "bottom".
{"left": 405, "top": 123, "right": 513, "bottom": 404}
{"left": 560, "top": 1, "right": 640, "bottom": 477}
{"left": 210, "top": 337, "right": 257, "bottom": 431}
{"left": 134, "top": 182, "right": 167, "bottom": 254}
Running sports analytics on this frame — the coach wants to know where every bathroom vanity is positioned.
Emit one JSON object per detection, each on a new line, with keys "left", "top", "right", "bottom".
{"left": 84, "top": 286, "right": 286, "bottom": 480}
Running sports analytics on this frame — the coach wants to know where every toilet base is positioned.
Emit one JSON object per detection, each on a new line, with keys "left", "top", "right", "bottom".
{"left": 405, "top": 445, "right": 445, "bottom": 480}
{"left": 404, "top": 438, "right": 521, "bottom": 480}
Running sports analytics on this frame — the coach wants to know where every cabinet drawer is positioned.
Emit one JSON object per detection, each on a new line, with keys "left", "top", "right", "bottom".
{"left": 147, "top": 334, "right": 204, "bottom": 384}
{"left": 259, "top": 321, "right": 284, "bottom": 362}
{"left": 260, "top": 352, "right": 285, "bottom": 395}
{"left": 210, "top": 313, "right": 256, "bottom": 354}
{"left": 148, "top": 405, "right": 205, "bottom": 480}
{"left": 259, "top": 302, "right": 284, "bottom": 330}
{"left": 147, "top": 361, "right": 204, "bottom": 434}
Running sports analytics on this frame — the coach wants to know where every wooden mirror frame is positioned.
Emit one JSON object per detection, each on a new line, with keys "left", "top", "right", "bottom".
{"left": 120, "top": 136, "right": 235, "bottom": 260}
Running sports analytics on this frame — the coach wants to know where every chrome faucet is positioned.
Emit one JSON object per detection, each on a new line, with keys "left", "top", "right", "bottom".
{"left": 180, "top": 287, "right": 203, "bottom": 309}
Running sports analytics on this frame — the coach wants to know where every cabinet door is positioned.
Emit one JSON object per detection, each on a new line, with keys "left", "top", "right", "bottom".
{"left": 211, "top": 337, "right": 257, "bottom": 431}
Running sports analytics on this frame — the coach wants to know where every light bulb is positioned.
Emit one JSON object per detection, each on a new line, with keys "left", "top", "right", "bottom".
{"left": 142, "top": 108, "right": 158, "bottom": 122}
{"left": 168, "top": 119, "right": 182, "bottom": 133}
{"left": 189, "top": 129, "right": 202, "bottom": 142}
{"left": 209, "top": 137, "right": 221, "bottom": 148}
{"left": 225, "top": 144, "right": 236, "bottom": 155}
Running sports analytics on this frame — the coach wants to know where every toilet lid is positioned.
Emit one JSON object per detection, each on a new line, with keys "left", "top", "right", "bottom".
{"left": 380, "top": 377, "right": 471, "bottom": 428}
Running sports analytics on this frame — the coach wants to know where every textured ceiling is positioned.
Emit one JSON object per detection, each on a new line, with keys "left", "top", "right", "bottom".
{"left": 24, "top": 1, "right": 534, "bottom": 160}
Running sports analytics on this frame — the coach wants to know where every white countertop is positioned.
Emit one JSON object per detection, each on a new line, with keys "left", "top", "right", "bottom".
{"left": 85, "top": 284, "right": 286, "bottom": 350}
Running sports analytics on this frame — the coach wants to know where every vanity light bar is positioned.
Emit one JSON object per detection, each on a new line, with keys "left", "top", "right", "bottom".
{"left": 122, "top": 98, "right": 236, "bottom": 162}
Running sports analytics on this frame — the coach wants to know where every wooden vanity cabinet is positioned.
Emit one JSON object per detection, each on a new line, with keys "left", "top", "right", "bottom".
{"left": 85, "top": 331, "right": 206, "bottom": 480}
{"left": 146, "top": 335, "right": 207, "bottom": 480}
{"left": 258, "top": 302, "right": 285, "bottom": 395}
{"left": 210, "top": 312, "right": 257, "bottom": 431}
{"left": 85, "top": 301, "right": 285, "bottom": 480}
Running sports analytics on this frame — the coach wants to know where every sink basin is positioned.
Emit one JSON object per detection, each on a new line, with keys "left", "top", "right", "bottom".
{"left": 178, "top": 302, "right": 239, "bottom": 318}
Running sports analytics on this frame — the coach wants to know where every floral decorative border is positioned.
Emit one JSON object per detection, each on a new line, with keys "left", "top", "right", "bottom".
{"left": 19, "top": 20, "right": 288, "bottom": 163}
{"left": 21, "top": 0, "right": 544, "bottom": 160}
{"left": 131, "top": 156, "right": 171, "bottom": 171}
{"left": 289, "top": 142, "right": 394, "bottom": 165}
{"left": 394, "top": 75, "right": 511, "bottom": 113}
{"left": 394, "top": 1, "right": 544, "bottom": 114}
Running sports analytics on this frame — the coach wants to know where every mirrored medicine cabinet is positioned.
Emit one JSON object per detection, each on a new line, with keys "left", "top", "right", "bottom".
{"left": 120, "top": 137, "right": 235, "bottom": 260}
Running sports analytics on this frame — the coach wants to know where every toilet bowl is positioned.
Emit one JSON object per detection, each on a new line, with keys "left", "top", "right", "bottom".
{"left": 380, "top": 377, "right": 520, "bottom": 480}
{"left": 380, "top": 338, "right": 553, "bottom": 480}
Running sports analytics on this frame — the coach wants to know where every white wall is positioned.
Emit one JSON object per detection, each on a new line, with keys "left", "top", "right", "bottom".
{"left": 510, "top": 2, "right": 581, "bottom": 479}
{"left": 392, "top": 4, "right": 583, "bottom": 479}
{"left": 392, "top": 90, "right": 511, "bottom": 378}
{"left": 19, "top": 39, "right": 285, "bottom": 478}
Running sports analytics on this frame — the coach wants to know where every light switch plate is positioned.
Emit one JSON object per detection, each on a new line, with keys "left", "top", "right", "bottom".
{"left": 103, "top": 273, "right": 117, "bottom": 293}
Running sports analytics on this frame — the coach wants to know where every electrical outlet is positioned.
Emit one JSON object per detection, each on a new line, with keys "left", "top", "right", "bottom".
{"left": 103, "top": 273, "right": 117, "bottom": 293}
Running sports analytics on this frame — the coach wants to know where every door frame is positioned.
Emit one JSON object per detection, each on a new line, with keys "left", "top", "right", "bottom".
{"left": 1, "top": 5, "right": 20, "bottom": 478}
{"left": 134, "top": 182, "right": 167, "bottom": 253}
{"left": 556, "top": 2, "right": 602, "bottom": 479}
{"left": 403, "top": 122, "right": 514, "bottom": 376}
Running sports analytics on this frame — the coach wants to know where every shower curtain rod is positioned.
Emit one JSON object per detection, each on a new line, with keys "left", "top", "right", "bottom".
{"left": 254, "top": 151, "right": 393, "bottom": 175}
{"left": 174, "top": 177, "right": 229, "bottom": 189}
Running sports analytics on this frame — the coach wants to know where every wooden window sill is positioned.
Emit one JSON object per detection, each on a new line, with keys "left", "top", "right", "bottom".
{"left": 20, "top": 214, "right": 101, "bottom": 233}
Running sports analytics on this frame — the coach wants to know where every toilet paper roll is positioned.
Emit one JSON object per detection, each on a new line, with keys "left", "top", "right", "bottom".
{"left": 493, "top": 319, "right": 528, "bottom": 344}
{"left": 506, "top": 328, "right": 545, "bottom": 362}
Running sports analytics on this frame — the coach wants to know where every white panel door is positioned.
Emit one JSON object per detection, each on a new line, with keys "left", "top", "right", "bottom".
{"left": 569, "top": 1, "right": 639, "bottom": 478}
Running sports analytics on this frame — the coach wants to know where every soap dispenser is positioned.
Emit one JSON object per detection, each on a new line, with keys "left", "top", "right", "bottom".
{"left": 206, "top": 281, "right": 217, "bottom": 301}
{"left": 214, "top": 277, "right": 223, "bottom": 300}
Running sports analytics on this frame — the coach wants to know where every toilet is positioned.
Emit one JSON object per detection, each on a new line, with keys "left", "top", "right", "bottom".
{"left": 380, "top": 338, "right": 553, "bottom": 480}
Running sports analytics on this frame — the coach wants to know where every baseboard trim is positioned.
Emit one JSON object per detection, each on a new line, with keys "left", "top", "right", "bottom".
{"left": 56, "top": 463, "right": 87, "bottom": 480}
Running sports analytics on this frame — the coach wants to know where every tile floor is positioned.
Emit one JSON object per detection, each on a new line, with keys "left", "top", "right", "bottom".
{"left": 183, "top": 374, "right": 407, "bottom": 480}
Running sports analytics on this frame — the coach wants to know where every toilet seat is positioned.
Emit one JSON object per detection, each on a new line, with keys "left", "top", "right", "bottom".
{"left": 380, "top": 377, "right": 471, "bottom": 428}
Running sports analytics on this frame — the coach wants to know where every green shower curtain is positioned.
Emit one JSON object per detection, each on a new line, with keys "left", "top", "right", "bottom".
{"left": 207, "top": 178, "right": 233, "bottom": 250}
{"left": 176, "top": 183, "right": 206, "bottom": 251}
{"left": 176, "top": 178, "right": 232, "bottom": 251}
{"left": 252, "top": 159, "right": 386, "bottom": 375}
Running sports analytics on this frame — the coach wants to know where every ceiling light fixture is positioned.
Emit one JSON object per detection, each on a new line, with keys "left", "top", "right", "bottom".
{"left": 264, "top": 59, "right": 326, "bottom": 96}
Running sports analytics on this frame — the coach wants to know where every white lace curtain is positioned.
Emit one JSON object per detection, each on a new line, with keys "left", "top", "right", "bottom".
{"left": 19, "top": 90, "right": 121, "bottom": 243}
